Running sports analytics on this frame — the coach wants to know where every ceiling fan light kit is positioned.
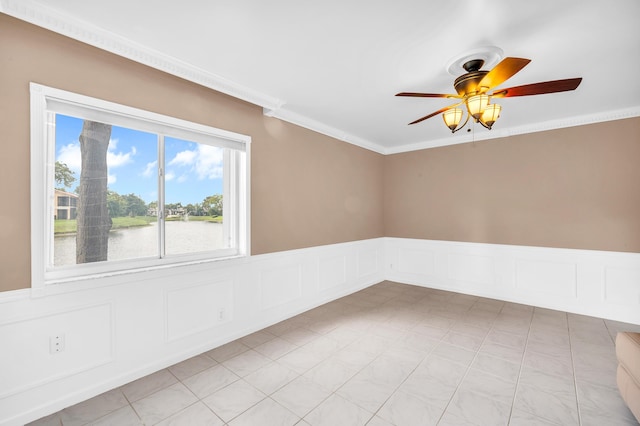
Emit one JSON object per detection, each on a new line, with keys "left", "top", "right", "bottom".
{"left": 397, "top": 55, "right": 582, "bottom": 134}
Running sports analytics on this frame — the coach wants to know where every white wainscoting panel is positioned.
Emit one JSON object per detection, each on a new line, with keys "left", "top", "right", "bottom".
{"left": 319, "top": 255, "right": 347, "bottom": 290}
{"left": 2, "top": 236, "right": 639, "bottom": 425}
{"left": 260, "top": 264, "right": 303, "bottom": 309}
{"left": 0, "top": 238, "right": 384, "bottom": 426}
{"left": 0, "top": 303, "right": 113, "bottom": 399}
{"left": 604, "top": 266, "right": 640, "bottom": 305}
{"left": 397, "top": 247, "right": 435, "bottom": 276}
{"left": 448, "top": 253, "right": 494, "bottom": 285}
{"left": 357, "top": 247, "right": 379, "bottom": 278}
{"left": 516, "top": 259, "right": 577, "bottom": 298}
{"left": 165, "top": 279, "right": 234, "bottom": 342}
{"left": 386, "top": 238, "right": 640, "bottom": 325}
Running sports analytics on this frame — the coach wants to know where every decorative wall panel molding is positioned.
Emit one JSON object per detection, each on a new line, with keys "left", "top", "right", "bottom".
{"left": 515, "top": 259, "right": 577, "bottom": 298}
{"left": 260, "top": 264, "right": 303, "bottom": 309}
{"left": 448, "top": 253, "right": 494, "bottom": 285}
{"left": 357, "top": 247, "right": 380, "bottom": 278}
{"left": 397, "top": 247, "right": 436, "bottom": 276}
{"left": 0, "top": 238, "right": 383, "bottom": 426}
{"left": 0, "top": 303, "right": 113, "bottom": 399}
{"left": 165, "top": 279, "right": 234, "bottom": 342}
{"left": 386, "top": 238, "right": 640, "bottom": 325}
{"left": 319, "top": 255, "right": 347, "bottom": 291}
{"left": 604, "top": 266, "right": 640, "bottom": 305}
{"left": 2, "top": 236, "right": 639, "bottom": 425}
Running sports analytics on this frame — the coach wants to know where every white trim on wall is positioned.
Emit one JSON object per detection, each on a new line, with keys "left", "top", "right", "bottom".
{"left": 385, "top": 106, "right": 640, "bottom": 155}
{"left": 0, "top": 238, "right": 384, "bottom": 426}
{"left": 3, "top": 0, "right": 639, "bottom": 155}
{"left": 385, "top": 238, "right": 640, "bottom": 325}
{"left": 1, "top": 237, "right": 639, "bottom": 424}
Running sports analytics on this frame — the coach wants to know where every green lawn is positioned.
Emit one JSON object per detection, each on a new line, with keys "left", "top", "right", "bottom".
{"left": 54, "top": 215, "right": 222, "bottom": 234}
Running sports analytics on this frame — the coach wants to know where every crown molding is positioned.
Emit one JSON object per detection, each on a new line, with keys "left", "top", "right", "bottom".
{"left": 2, "top": 0, "right": 639, "bottom": 156}
{"left": 385, "top": 106, "right": 640, "bottom": 155}
{"left": 263, "top": 108, "right": 387, "bottom": 154}
{"left": 0, "top": 0, "right": 285, "bottom": 111}
{"left": 1, "top": 0, "right": 387, "bottom": 153}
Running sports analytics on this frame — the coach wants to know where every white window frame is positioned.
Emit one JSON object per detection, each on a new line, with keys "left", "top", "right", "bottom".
{"left": 30, "top": 83, "right": 250, "bottom": 287}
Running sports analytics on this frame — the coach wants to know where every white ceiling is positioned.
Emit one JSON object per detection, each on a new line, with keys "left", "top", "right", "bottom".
{"left": 4, "top": 0, "right": 640, "bottom": 153}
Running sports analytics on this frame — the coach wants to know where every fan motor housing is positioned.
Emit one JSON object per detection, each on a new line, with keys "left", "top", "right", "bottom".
{"left": 453, "top": 71, "right": 488, "bottom": 96}
{"left": 454, "top": 60, "right": 488, "bottom": 96}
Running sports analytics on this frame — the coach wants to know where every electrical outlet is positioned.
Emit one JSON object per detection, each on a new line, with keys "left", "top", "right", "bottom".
{"left": 50, "top": 334, "right": 65, "bottom": 354}
{"left": 218, "top": 308, "right": 225, "bottom": 322}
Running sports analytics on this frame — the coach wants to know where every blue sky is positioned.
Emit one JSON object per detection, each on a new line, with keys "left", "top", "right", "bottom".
{"left": 55, "top": 114, "right": 224, "bottom": 205}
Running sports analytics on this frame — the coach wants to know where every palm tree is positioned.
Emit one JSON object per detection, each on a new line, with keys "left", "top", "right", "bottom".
{"left": 76, "top": 120, "right": 112, "bottom": 263}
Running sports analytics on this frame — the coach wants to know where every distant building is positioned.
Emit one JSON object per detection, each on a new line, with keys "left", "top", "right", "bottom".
{"left": 54, "top": 189, "right": 78, "bottom": 220}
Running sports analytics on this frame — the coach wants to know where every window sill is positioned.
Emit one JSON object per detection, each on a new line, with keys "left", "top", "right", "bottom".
{"left": 32, "top": 254, "right": 249, "bottom": 298}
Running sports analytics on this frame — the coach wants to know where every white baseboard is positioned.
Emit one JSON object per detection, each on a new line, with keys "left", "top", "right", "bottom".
{"left": 1, "top": 236, "right": 639, "bottom": 425}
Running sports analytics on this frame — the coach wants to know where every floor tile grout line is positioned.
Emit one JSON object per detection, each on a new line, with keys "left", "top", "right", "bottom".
{"left": 366, "top": 324, "right": 439, "bottom": 423}
{"left": 568, "top": 313, "right": 586, "bottom": 426}
{"left": 504, "top": 301, "right": 534, "bottom": 426}
{"left": 289, "top": 292, "right": 400, "bottom": 425}
{"left": 33, "top": 283, "right": 639, "bottom": 426}
{"left": 435, "top": 297, "right": 516, "bottom": 425}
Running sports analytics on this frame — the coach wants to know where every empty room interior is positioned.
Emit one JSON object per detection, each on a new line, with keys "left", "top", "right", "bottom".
{"left": 1, "top": 1, "right": 639, "bottom": 425}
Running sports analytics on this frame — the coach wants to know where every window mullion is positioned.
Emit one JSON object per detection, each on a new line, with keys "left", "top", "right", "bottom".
{"left": 158, "top": 134, "right": 166, "bottom": 258}
{"left": 222, "top": 149, "right": 232, "bottom": 249}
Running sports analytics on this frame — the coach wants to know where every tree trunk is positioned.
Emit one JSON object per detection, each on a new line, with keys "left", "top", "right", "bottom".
{"left": 76, "top": 120, "right": 112, "bottom": 263}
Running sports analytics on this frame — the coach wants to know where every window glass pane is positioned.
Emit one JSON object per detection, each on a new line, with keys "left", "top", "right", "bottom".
{"left": 164, "top": 137, "right": 225, "bottom": 255}
{"left": 53, "top": 113, "right": 158, "bottom": 266}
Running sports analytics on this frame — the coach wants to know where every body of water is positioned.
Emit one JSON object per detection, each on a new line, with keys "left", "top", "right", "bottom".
{"left": 54, "top": 221, "right": 224, "bottom": 266}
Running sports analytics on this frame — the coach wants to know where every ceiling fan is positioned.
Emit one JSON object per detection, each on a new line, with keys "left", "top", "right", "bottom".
{"left": 396, "top": 57, "right": 582, "bottom": 133}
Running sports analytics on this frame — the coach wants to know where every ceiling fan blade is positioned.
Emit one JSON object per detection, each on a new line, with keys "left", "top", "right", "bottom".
{"left": 408, "top": 102, "right": 462, "bottom": 125}
{"left": 396, "top": 92, "right": 459, "bottom": 98}
{"left": 477, "top": 57, "right": 531, "bottom": 91}
{"left": 491, "top": 78, "right": 582, "bottom": 98}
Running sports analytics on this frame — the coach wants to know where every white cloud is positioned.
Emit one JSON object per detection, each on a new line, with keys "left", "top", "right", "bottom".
{"left": 168, "top": 144, "right": 223, "bottom": 181}
{"left": 177, "top": 174, "right": 189, "bottom": 183}
{"left": 57, "top": 143, "right": 81, "bottom": 172}
{"left": 107, "top": 139, "right": 135, "bottom": 168}
{"left": 165, "top": 171, "right": 175, "bottom": 181}
{"left": 169, "top": 150, "right": 197, "bottom": 167}
{"left": 57, "top": 138, "right": 136, "bottom": 172}
{"left": 57, "top": 138, "right": 136, "bottom": 185}
{"left": 142, "top": 161, "right": 157, "bottom": 178}
{"left": 194, "top": 145, "right": 223, "bottom": 180}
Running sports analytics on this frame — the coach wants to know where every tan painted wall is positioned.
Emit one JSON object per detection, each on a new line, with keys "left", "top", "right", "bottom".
{"left": 0, "top": 14, "right": 384, "bottom": 291}
{"left": 1, "top": 14, "right": 638, "bottom": 293}
{"left": 384, "top": 118, "right": 640, "bottom": 252}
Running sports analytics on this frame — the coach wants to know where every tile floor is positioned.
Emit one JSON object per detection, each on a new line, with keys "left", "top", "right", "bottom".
{"left": 29, "top": 281, "right": 640, "bottom": 426}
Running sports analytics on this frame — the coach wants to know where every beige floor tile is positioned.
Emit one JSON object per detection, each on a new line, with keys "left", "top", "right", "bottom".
{"left": 154, "top": 402, "right": 224, "bottom": 426}
{"left": 131, "top": 382, "right": 198, "bottom": 425}
{"left": 272, "top": 376, "right": 331, "bottom": 417}
{"left": 228, "top": 398, "right": 299, "bottom": 426}
{"left": 304, "top": 394, "right": 372, "bottom": 426}
{"left": 202, "top": 379, "right": 265, "bottom": 422}
{"left": 243, "top": 361, "right": 299, "bottom": 395}
{"left": 182, "top": 364, "right": 240, "bottom": 399}
{"left": 167, "top": 354, "right": 218, "bottom": 381}
{"left": 60, "top": 388, "right": 129, "bottom": 426}
{"left": 28, "top": 282, "right": 639, "bottom": 426}
{"left": 120, "top": 369, "right": 178, "bottom": 402}
{"left": 87, "top": 405, "right": 141, "bottom": 426}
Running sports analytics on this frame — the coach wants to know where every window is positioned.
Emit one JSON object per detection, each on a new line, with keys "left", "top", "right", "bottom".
{"left": 30, "top": 83, "right": 250, "bottom": 286}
